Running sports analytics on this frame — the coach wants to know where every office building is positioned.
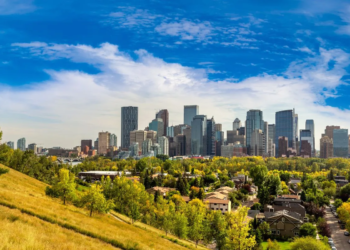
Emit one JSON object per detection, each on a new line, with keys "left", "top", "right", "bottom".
{"left": 207, "top": 117, "right": 216, "bottom": 156}
{"left": 215, "top": 123, "right": 222, "bottom": 132}
{"left": 17, "top": 138, "right": 26, "bottom": 151}
{"left": 278, "top": 136, "right": 288, "bottom": 157}
{"left": 94, "top": 138, "right": 98, "bottom": 150}
{"left": 6, "top": 141, "right": 14, "bottom": 149}
{"left": 333, "top": 129, "right": 349, "bottom": 158}
{"left": 325, "top": 126, "right": 340, "bottom": 140}
{"left": 305, "top": 120, "right": 315, "bottom": 156}
{"left": 159, "top": 136, "right": 169, "bottom": 156}
{"left": 275, "top": 109, "right": 296, "bottom": 156}
{"left": 294, "top": 113, "right": 299, "bottom": 142}
{"left": 98, "top": 131, "right": 110, "bottom": 155}
{"left": 156, "top": 109, "right": 169, "bottom": 136}
{"left": 142, "top": 139, "right": 153, "bottom": 155}
{"left": 263, "top": 121, "right": 269, "bottom": 154}
{"left": 121, "top": 106, "right": 138, "bottom": 148}
{"left": 300, "top": 130, "right": 313, "bottom": 155}
{"left": 232, "top": 142, "right": 247, "bottom": 156}
{"left": 166, "top": 126, "right": 174, "bottom": 137}
{"left": 320, "top": 136, "right": 333, "bottom": 158}
{"left": 129, "top": 142, "right": 139, "bottom": 157}
{"left": 184, "top": 105, "right": 199, "bottom": 126}
{"left": 151, "top": 143, "right": 161, "bottom": 156}
{"left": 221, "top": 144, "right": 234, "bottom": 158}
{"left": 191, "top": 115, "right": 207, "bottom": 155}
{"left": 227, "top": 130, "right": 245, "bottom": 145}
{"left": 81, "top": 140, "right": 92, "bottom": 152}
{"left": 149, "top": 118, "right": 164, "bottom": 141}
{"left": 109, "top": 134, "right": 117, "bottom": 147}
{"left": 300, "top": 140, "right": 312, "bottom": 158}
{"left": 174, "top": 124, "right": 190, "bottom": 137}
{"left": 130, "top": 130, "right": 147, "bottom": 152}
{"left": 28, "top": 143, "right": 37, "bottom": 154}
{"left": 238, "top": 127, "right": 245, "bottom": 135}
{"left": 250, "top": 129, "right": 265, "bottom": 156}
{"left": 176, "top": 134, "right": 186, "bottom": 156}
{"left": 146, "top": 130, "right": 157, "bottom": 144}
{"left": 183, "top": 127, "right": 191, "bottom": 155}
{"left": 215, "top": 130, "right": 224, "bottom": 156}
{"left": 268, "top": 124, "right": 275, "bottom": 156}
{"left": 268, "top": 139, "right": 275, "bottom": 157}
{"left": 233, "top": 118, "right": 241, "bottom": 131}
{"left": 246, "top": 110, "right": 264, "bottom": 155}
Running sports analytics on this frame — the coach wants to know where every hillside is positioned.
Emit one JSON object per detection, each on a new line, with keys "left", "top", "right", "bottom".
{"left": 0, "top": 164, "right": 206, "bottom": 250}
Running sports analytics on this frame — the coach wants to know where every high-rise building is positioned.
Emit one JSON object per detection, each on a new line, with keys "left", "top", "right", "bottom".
{"left": 151, "top": 143, "right": 161, "bottom": 156}
{"left": 175, "top": 134, "right": 186, "bottom": 156}
{"left": 233, "top": 118, "right": 241, "bottom": 131}
{"left": 28, "top": 143, "right": 37, "bottom": 154}
{"left": 94, "top": 138, "right": 98, "bottom": 150}
{"left": 246, "top": 110, "right": 264, "bottom": 155}
{"left": 184, "top": 105, "right": 199, "bottom": 126}
{"left": 81, "top": 140, "right": 92, "bottom": 152}
{"left": 275, "top": 109, "right": 296, "bottom": 156}
{"left": 305, "top": 120, "right": 315, "bottom": 156}
{"left": 166, "top": 126, "right": 174, "bottom": 137}
{"left": 159, "top": 136, "right": 169, "bottom": 156}
{"left": 142, "top": 139, "right": 152, "bottom": 155}
{"left": 227, "top": 130, "right": 245, "bottom": 145}
{"left": 121, "top": 106, "right": 138, "bottom": 148}
{"left": 320, "top": 136, "right": 333, "bottom": 159}
{"left": 149, "top": 118, "right": 164, "bottom": 141}
{"left": 215, "top": 130, "right": 224, "bottom": 156}
{"left": 156, "top": 109, "right": 169, "bottom": 136}
{"left": 6, "top": 141, "right": 14, "bottom": 149}
{"left": 191, "top": 115, "right": 207, "bottom": 155}
{"left": 268, "top": 124, "right": 275, "bottom": 156}
{"left": 300, "top": 140, "right": 312, "bottom": 158}
{"left": 109, "top": 134, "right": 117, "bottom": 147}
{"left": 146, "top": 130, "right": 157, "bottom": 144}
{"left": 98, "top": 131, "right": 110, "bottom": 155}
{"left": 294, "top": 113, "right": 299, "bottom": 142}
{"left": 238, "top": 127, "right": 245, "bottom": 135}
{"left": 129, "top": 142, "right": 139, "bottom": 157}
{"left": 183, "top": 127, "right": 191, "bottom": 155}
{"left": 333, "top": 129, "right": 349, "bottom": 158}
{"left": 17, "top": 138, "right": 26, "bottom": 151}
{"left": 300, "top": 129, "right": 313, "bottom": 155}
{"left": 278, "top": 136, "right": 288, "bottom": 157}
{"left": 215, "top": 123, "right": 222, "bottom": 132}
{"left": 263, "top": 121, "right": 269, "bottom": 154}
{"left": 174, "top": 124, "right": 190, "bottom": 137}
{"left": 250, "top": 129, "right": 265, "bottom": 156}
{"left": 130, "top": 130, "right": 147, "bottom": 152}
{"left": 207, "top": 117, "right": 216, "bottom": 156}
{"left": 221, "top": 144, "right": 234, "bottom": 158}
{"left": 325, "top": 126, "right": 340, "bottom": 140}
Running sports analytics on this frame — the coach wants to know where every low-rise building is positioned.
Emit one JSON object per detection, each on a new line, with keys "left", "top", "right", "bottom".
{"left": 146, "top": 186, "right": 176, "bottom": 197}
{"left": 264, "top": 210, "right": 304, "bottom": 238}
{"left": 204, "top": 199, "right": 231, "bottom": 214}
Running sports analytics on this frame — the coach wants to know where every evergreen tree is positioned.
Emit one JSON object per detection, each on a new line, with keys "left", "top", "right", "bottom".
{"left": 301, "top": 190, "right": 307, "bottom": 201}
{"left": 328, "top": 169, "right": 334, "bottom": 181}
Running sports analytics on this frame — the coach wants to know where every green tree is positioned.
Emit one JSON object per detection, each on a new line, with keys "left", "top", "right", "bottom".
{"left": 225, "top": 206, "right": 256, "bottom": 250}
{"left": 266, "top": 239, "right": 280, "bottom": 250}
{"left": 249, "top": 165, "right": 268, "bottom": 187}
{"left": 299, "top": 223, "right": 317, "bottom": 238}
{"left": 0, "top": 166, "right": 9, "bottom": 176}
{"left": 81, "top": 184, "right": 114, "bottom": 217}
{"left": 334, "top": 199, "right": 343, "bottom": 208}
{"left": 55, "top": 168, "right": 76, "bottom": 205}
{"left": 173, "top": 212, "right": 188, "bottom": 239}
{"left": 129, "top": 201, "right": 141, "bottom": 223}
{"left": 290, "top": 236, "right": 329, "bottom": 250}
{"left": 187, "top": 199, "right": 207, "bottom": 247}
{"left": 204, "top": 210, "right": 227, "bottom": 250}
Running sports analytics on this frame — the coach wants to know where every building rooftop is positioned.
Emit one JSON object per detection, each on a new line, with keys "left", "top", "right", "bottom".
{"left": 204, "top": 199, "right": 230, "bottom": 205}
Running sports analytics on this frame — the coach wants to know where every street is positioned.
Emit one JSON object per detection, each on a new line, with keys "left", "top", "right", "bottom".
{"left": 325, "top": 207, "right": 349, "bottom": 250}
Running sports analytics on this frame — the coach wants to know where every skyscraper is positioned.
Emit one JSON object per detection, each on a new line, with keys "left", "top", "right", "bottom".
{"left": 156, "top": 109, "right": 169, "bottom": 136}
{"left": 17, "top": 138, "right": 26, "bottom": 151}
{"left": 300, "top": 129, "right": 313, "bottom": 155}
{"left": 206, "top": 117, "right": 216, "bottom": 156}
{"left": 129, "top": 142, "right": 139, "bottom": 157}
{"left": 275, "top": 109, "right": 296, "bottom": 156}
{"left": 121, "top": 106, "right": 138, "bottom": 148}
{"left": 81, "top": 140, "right": 92, "bottom": 152}
{"left": 233, "top": 118, "right": 241, "bottom": 131}
{"left": 149, "top": 118, "right": 164, "bottom": 141}
{"left": 325, "top": 126, "right": 340, "bottom": 140}
{"left": 109, "top": 134, "right": 117, "bottom": 147}
{"left": 159, "top": 136, "right": 169, "bottom": 156}
{"left": 146, "top": 130, "right": 157, "bottom": 144}
{"left": 6, "top": 141, "right": 14, "bottom": 149}
{"left": 320, "top": 136, "right": 333, "bottom": 159}
{"left": 184, "top": 105, "right": 199, "bottom": 126}
{"left": 166, "top": 126, "right": 174, "bottom": 137}
{"left": 191, "top": 115, "right": 207, "bottom": 155}
{"left": 94, "top": 138, "right": 98, "bottom": 150}
{"left": 130, "top": 130, "right": 147, "bottom": 152}
{"left": 263, "top": 121, "right": 269, "bottom": 154}
{"left": 250, "top": 129, "right": 265, "bottom": 156}
{"left": 305, "top": 120, "right": 315, "bottom": 156}
{"left": 215, "top": 123, "right": 222, "bottom": 132}
{"left": 183, "top": 127, "right": 191, "bottom": 155}
{"left": 142, "top": 139, "right": 152, "bottom": 155}
{"left": 245, "top": 110, "right": 264, "bottom": 155}
{"left": 333, "top": 129, "right": 349, "bottom": 158}
{"left": 98, "top": 131, "right": 110, "bottom": 155}
{"left": 28, "top": 143, "right": 37, "bottom": 154}
{"left": 278, "top": 136, "right": 288, "bottom": 157}
{"left": 268, "top": 124, "right": 275, "bottom": 156}
{"left": 176, "top": 134, "right": 186, "bottom": 156}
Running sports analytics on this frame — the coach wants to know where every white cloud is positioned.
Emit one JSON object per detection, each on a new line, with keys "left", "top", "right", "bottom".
{"left": 0, "top": 0, "right": 35, "bottom": 15}
{"left": 336, "top": 5, "right": 350, "bottom": 35}
{"left": 2, "top": 42, "right": 350, "bottom": 150}
{"left": 107, "top": 8, "right": 162, "bottom": 28}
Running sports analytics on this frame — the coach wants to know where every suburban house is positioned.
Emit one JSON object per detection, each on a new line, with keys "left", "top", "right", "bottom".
{"left": 288, "top": 178, "right": 301, "bottom": 189}
{"left": 205, "top": 186, "right": 235, "bottom": 200}
{"left": 204, "top": 199, "right": 231, "bottom": 214}
{"left": 264, "top": 210, "right": 304, "bottom": 238}
{"left": 334, "top": 176, "right": 349, "bottom": 187}
{"left": 146, "top": 186, "right": 176, "bottom": 197}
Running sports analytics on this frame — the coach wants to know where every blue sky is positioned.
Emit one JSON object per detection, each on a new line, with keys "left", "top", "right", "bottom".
{"left": 1, "top": 0, "right": 350, "bottom": 148}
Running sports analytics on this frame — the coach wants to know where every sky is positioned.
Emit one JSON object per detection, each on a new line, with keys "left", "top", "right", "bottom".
{"left": 1, "top": 0, "right": 350, "bottom": 149}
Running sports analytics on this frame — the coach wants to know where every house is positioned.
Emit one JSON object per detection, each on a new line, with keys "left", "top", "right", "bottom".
{"left": 205, "top": 186, "right": 235, "bottom": 200}
{"left": 288, "top": 178, "right": 301, "bottom": 189}
{"left": 264, "top": 210, "right": 304, "bottom": 238}
{"left": 146, "top": 186, "right": 176, "bottom": 197}
{"left": 278, "top": 195, "right": 300, "bottom": 200}
{"left": 334, "top": 176, "right": 349, "bottom": 187}
{"left": 273, "top": 197, "right": 302, "bottom": 206}
{"left": 247, "top": 210, "right": 261, "bottom": 220}
{"left": 204, "top": 199, "right": 231, "bottom": 214}
{"left": 265, "top": 203, "right": 306, "bottom": 219}
{"left": 181, "top": 196, "right": 190, "bottom": 203}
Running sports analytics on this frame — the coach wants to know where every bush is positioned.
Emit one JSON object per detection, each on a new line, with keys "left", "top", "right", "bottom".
{"left": 45, "top": 186, "right": 60, "bottom": 198}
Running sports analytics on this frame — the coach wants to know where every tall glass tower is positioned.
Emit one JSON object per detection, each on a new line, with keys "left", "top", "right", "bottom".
{"left": 206, "top": 117, "right": 216, "bottom": 156}
{"left": 121, "top": 106, "right": 138, "bottom": 148}
{"left": 305, "top": 120, "right": 315, "bottom": 156}
{"left": 191, "top": 115, "right": 207, "bottom": 155}
{"left": 333, "top": 129, "right": 349, "bottom": 158}
{"left": 245, "top": 110, "right": 264, "bottom": 155}
{"left": 275, "top": 109, "right": 296, "bottom": 156}
{"left": 184, "top": 105, "right": 199, "bottom": 126}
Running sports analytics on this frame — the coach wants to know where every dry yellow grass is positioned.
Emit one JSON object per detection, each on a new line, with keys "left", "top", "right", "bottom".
{"left": 0, "top": 165, "right": 204, "bottom": 250}
{"left": 0, "top": 205, "right": 118, "bottom": 250}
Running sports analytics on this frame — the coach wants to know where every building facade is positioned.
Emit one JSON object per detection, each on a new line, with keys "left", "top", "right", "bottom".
{"left": 333, "top": 129, "right": 349, "bottom": 158}
{"left": 305, "top": 120, "right": 315, "bottom": 156}
{"left": 191, "top": 115, "right": 207, "bottom": 155}
{"left": 300, "top": 129, "right": 313, "bottom": 156}
{"left": 28, "top": 143, "right": 37, "bottom": 154}
{"left": 17, "top": 138, "right": 26, "bottom": 151}
{"left": 6, "top": 141, "right": 14, "bottom": 149}
{"left": 183, "top": 127, "right": 192, "bottom": 155}
{"left": 278, "top": 136, "right": 288, "bottom": 157}
{"left": 184, "top": 105, "right": 199, "bottom": 126}
{"left": 149, "top": 118, "right": 164, "bottom": 141}
{"left": 233, "top": 118, "right": 241, "bottom": 131}
{"left": 142, "top": 139, "right": 153, "bottom": 155}
{"left": 275, "top": 109, "right": 296, "bottom": 156}
{"left": 156, "top": 109, "right": 169, "bottom": 136}
{"left": 176, "top": 134, "right": 186, "bottom": 156}
{"left": 81, "top": 140, "right": 92, "bottom": 152}
{"left": 121, "top": 106, "right": 138, "bottom": 148}
{"left": 98, "top": 131, "right": 110, "bottom": 155}
{"left": 159, "top": 136, "right": 169, "bottom": 156}
{"left": 130, "top": 130, "right": 147, "bottom": 152}
{"left": 109, "top": 134, "right": 117, "bottom": 147}
{"left": 207, "top": 117, "right": 216, "bottom": 156}
{"left": 320, "top": 136, "right": 333, "bottom": 158}
{"left": 250, "top": 129, "right": 265, "bottom": 156}
{"left": 246, "top": 110, "right": 264, "bottom": 155}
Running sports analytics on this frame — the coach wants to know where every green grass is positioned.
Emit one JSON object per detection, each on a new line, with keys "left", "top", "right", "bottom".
{"left": 261, "top": 241, "right": 291, "bottom": 250}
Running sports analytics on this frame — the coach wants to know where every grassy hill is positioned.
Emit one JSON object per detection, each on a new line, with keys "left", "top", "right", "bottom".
{"left": 0, "top": 164, "right": 207, "bottom": 250}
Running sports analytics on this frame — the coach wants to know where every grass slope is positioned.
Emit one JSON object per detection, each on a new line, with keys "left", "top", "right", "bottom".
{"left": 0, "top": 164, "right": 202, "bottom": 250}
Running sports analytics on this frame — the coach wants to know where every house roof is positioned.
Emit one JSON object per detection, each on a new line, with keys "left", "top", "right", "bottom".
{"left": 204, "top": 199, "right": 230, "bottom": 204}
{"left": 248, "top": 210, "right": 260, "bottom": 218}
{"left": 264, "top": 210, "right": 303, "bottom": 222}
{"left": 280, "top": 195, "right": 300, "bottom": 199}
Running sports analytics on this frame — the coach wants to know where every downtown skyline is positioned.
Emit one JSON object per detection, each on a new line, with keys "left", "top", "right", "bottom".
{"left": 1, "top": 0, "right": 350, "bottom": 148}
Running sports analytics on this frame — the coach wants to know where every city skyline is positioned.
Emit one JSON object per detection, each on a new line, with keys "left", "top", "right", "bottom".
{"left": 1, "top": 0, "right": 350, "bottom": 149}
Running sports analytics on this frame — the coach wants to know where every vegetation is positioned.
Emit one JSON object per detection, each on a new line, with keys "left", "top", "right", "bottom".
{"left": 289, "top": 236, "right": 329, "bottom": 250}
